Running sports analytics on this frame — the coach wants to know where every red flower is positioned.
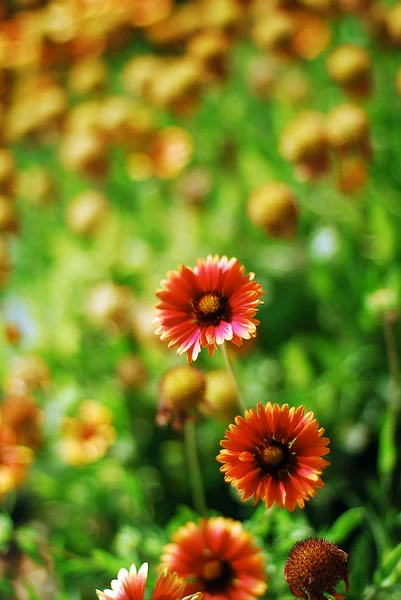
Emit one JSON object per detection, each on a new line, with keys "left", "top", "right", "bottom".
{"left": 284, "top": 537, "right": 350, "bottom": 600}
{"left": 217, "top": 402, "right": 330, "bottom": 512}
{"left": 96, "top": 562, "right": 202, "bottom": 600}
{"left": 160, "top": 517, "right": 267, "bottom": 600}
{"left": 154, "top": 255, "right": 264, "bottom": 362}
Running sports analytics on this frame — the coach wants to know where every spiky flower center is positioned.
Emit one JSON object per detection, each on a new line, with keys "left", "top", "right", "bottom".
{"left": 200, "top": 559, "right": 234, "bottom": 594}
{"left": 192, "top": 292, "right": 230, "bottom": 326}
{"left": 256, "top": 440, "right": 292, "bottom": 474}
{"left": 285, "top": 537, "right": 350, "bottom": 599}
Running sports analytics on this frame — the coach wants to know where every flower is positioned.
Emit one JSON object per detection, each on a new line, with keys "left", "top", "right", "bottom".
{"left": 157, "top": 365, "right": 205, "bottom": 429}
{"left": 217, "top": 402, "right": 330, "bottom": 512}
{"left": 284, "top": 537, "right": 350, "bottom": 600}
{"left": 154, "top": 255, "right": 264, "bottom": 362}
{"left": 96, "top": 562, "right": 202, "bottom": 600}
{"left": 58, "top": 400, "right": 116, "bottom": 466}
{"left": 0, "top": 426, "right": 34, "bottom": 503}
{"left": 160, "top": 516, "right": 267, "bottom": 600}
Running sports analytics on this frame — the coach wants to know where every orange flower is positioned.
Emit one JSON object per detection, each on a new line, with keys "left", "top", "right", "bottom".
{"left": 0, "top": 426, "right": 33, "bottom": 503}
{"left": 284, "top": 538, "right": 350, "bottom": 600}
{"left": 96, "top": 562, "right": 202, "bottom": 600}
{"left": 1, "top": 394, "right": 43, "bottom": 451}
{"left": 155, "top": 255, "right": 264, "bottom": 362}
{"left": 58, "top": 400, "right": 116, "bottom": 466}
{"left": 217, "top": 403, "right": 330, "bottom": 512}
{"left": 160, "top": 517, "right": 267, "bottom": 600}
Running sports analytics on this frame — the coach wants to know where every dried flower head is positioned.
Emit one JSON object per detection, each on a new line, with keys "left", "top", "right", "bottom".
{"left": 97, "top": 561, "right": 202, "bottom": 600}
{"left": 284, "top": 537, "right": 350, "bottom": 600}
{"left": 155, "top": 255, "right": 264, "bottom": 362}
{"left": 217, "top": 402, "right": 330, "bottom": 511}
{"left": 160, "top": 517, "right": 267, "bottom": 600}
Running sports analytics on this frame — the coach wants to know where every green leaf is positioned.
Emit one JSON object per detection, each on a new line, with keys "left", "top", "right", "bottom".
{"left": 325, "top": 507, "right": 365, "bottom": 544}
{"left": 374, "top": 542, "right": 401, "bottom": 587}
{"left": 378, "top": 415, "right": 397, "bottom": 479}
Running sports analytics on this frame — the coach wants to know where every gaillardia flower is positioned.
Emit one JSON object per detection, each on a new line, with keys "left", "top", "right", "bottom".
{"left": 284, "top": 537, "right": 350, "bottom": 600}
{"left": 217, "top": 402, "right": 330, "bottom": 512}
{"left": 154, "top": 255, "right": 264, "bottom": 362}
{"left": 160, "top": 516, "right": 267, "bottom": 600}
{"left": 97, "top": 562, "right": 202, "bottom": 600}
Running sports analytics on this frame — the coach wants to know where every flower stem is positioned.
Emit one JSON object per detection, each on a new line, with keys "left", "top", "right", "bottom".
{"left": 221, "top": 343, "right": 247, "bottom": 412}
{"left": 381, "top": 317, "right": 400, "bottom": 496}
{"left": 184, "top": 419, "right": 207, "bottom": 516}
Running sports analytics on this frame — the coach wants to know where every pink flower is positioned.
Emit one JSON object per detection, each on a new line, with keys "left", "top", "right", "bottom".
{"left": 155, "top": 255, "right": 264, "bottom": 362}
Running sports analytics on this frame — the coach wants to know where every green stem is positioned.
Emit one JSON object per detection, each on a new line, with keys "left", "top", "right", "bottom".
{"left": 184, "top": 419, "right": 207, "bottom": 516}
{"left": 382, "top": 317, "right": 400, "bottom": 495}
{"left": 221, "top": 343, "right": 247, "bottom": 412}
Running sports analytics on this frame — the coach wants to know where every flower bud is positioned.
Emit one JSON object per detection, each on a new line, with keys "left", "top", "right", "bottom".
{"left": 0, "top": 149, "right": 16, "bottom": 197}
{"left": 69, "top": 56, "right": 107, "bottom": 96}
{"left": 327, "top": 44, "right": 371, "bottom": 97}
{"left": 252, "top": 10, "right": 296, "bottom": 58}
{"left": 201, "top": 370, "right": 238, "bottom": 420}
{"left": 366, "top": 288, "right": 399, "bottom": 323}
{"left": 279, "top": 111, "right": 328, "bottom": 180}
{"left": 117, "top": 354, "right": 147, "bottom": 389}
{"left": 66, "top": 189, "right": 109, "bottom": 236}
{"left": 149, "top": 127, "right": 193, "bottom": 179}
{"left": 336, "top": 155, "right": 368, "bottom": 195}
{"left": 59, "top": 130, "right": 108, "bottom": 178}
{"left": 157, "top": 365, "right": 205, "bottom": 428}
{"left": 3, "top": 356, "right": 50, "bottom": 396}
{"left": 325, "top": 103, "right": 370, "bottom": 155}
{"left": 247, "top": 181, "right": 298, "bottom": 238}
{"left": 85, "top": 282, "right": 134, "bottom": 333}
{"left": 386, "top": 3, "right": 401, "bottom": 46}
{"left": 0, "top": 195, "right": 18, "bottom": 234}
{"left": 18, "top": 166, "right": 54, "bottom": 207}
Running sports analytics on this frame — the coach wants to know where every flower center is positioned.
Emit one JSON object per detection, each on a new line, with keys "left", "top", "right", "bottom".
{"left": 200, "top": 559, "right": 234, "bottom": 594}
{"left": 201, "top": 560, "right": 223, "bottom": 581}
{"left": 191, "top": 291, "right": 230, "bottom": 326}
{"left": 256, "top": 440, "right": 292, "bottom": 474}
{"left": 261, "top": 445, "right": 285, "bottom": 466}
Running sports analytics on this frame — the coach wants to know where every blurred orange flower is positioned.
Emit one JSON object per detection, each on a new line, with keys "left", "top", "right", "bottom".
{"left": 160, "top": 517, "right": 267, "bottom": 600}
{"left": 0, "top": 426, "right": 33, "bottom": 503}
{"left": 58, "top": 400, "right": 116, "bottom": 466}
{"left": 217, "top": 402, "right": 330, "bottom": 511}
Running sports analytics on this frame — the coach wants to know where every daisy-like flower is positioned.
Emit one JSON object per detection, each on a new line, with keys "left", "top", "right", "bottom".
{"left": 154, "top": 255, "right": 264, "bottom": 362}
{"left": 284, "top": 537, "right": 350, "bottom": 600}
{"left": 159, "top": 516, "right": 267, "bottom": 600}
{"left": 217, "top": 402, "right": 330, "bottom": 512}
{"left": 96, "top": 562, "right": 202, "bottom": 600}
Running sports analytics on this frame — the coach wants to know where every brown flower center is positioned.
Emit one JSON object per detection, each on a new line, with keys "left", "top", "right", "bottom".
{"left": 261, "top": 445, "right": 285, "bottom": 466}
{"left": 192, "top": 291, "right": 230, "bottom": 326}
{"left": 284, "top": 537, "right": 350, "bottom": 598}
{"left": 256, "top": 440, "right": 292, "bottom": 474}
{"left": 200, "top": 559, "right": 234, "bottom": 594}
{"left": 201, "top": 559, "right": 223, "bottom": 581}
